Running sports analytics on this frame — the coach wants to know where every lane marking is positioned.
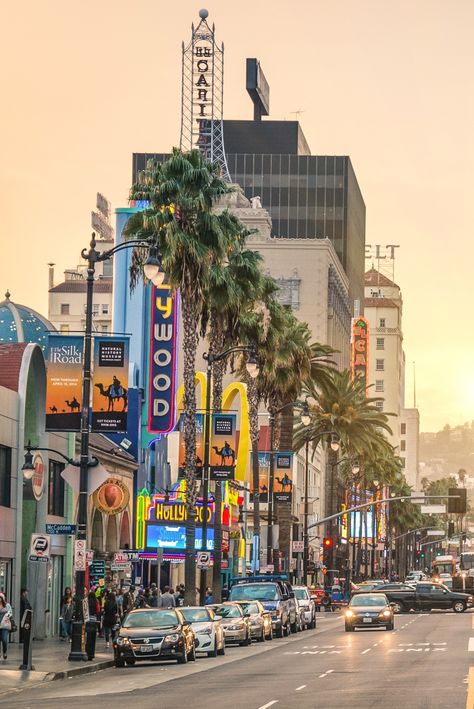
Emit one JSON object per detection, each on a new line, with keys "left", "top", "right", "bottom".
{"left": 468, "top": 638, "right": 474, "bottom": 652}
{"left": 361, "top": 648, "right": 371, "bottom": 655}
{"left": 295, "top": 686, "right": 306, "bottom": 692}
{"left": 318, "top": 669, "right": 334, "bottom": 679}
{"left": 466, "top": 667, "right": 474, "bottom": 709}
{"left": 258, "top": 702, "right": 278, "bottom": 709}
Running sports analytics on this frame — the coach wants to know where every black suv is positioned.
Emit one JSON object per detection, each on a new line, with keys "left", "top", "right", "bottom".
{"left": 229, "top": 576, "right": 298, "bottom": 637}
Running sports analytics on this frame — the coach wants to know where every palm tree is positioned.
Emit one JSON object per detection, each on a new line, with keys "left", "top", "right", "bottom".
{"left": 125, "top": 149, "right": 244, "bottom": 603}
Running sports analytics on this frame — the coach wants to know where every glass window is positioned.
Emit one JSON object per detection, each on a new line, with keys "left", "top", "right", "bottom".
{"left": 0, "top": 446, "right": 12, "bottom": 507}
{"left": 375, "top": 380, "right": 384, "bottom": 392}
{"left": 101, "top": 325, "right": 108, "bottom": 333}
{"left": 375, "top": 401, "right": 383, "bottom": 411}
{"left": 379, "top": 318, "right": 386, "bottom": 328}
{"left": 401, "top": 440, "right": 406, "bottom": 452}
{"left": 48, "top": 460, "right": 65, "bottom": 516}
{"left": 350, "top": 594, "right": 388, "bottom": 607}
{"left": 230, "top": 583, "right": 279, "bottom": 602}
{"left": 101, "top": 304, "right": 109, "bottom": 315}
{"left": 376, "top": 359, "right": 384, "bottom": 371}
{"left": 60, "top": 304, "right": 70, "bottom": 315}
{"left": 180, "top": 608, "right": 212, "bottom": 623}
{"left": 400, "top": 457, "right": 406, "bottom": 468}
{"left": 122, "top": 610, "right": 179, "bottom": 628}
{"left": 210, "top": 604, "right": 242, "bottom": 618}
{"left": 401, "top": 423, "right": 406, "bottom": 435}
{"left": 376, "top": 338, "right": 384, "bottom": 350}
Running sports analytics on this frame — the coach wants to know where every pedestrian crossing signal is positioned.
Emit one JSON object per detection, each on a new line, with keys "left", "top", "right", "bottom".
{"left": 323, "top": 537, "right": 333, "bottom": 548}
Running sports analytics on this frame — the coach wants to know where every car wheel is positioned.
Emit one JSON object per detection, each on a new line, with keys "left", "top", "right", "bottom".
{"left": 453, "top": 601, "right": 466, "bottom": 613}
{"left": 114, "top": 658, "right": 125, "bottom": 668}
{"left": 392, "top": 602, "right": 403, "bottom": 614}
{"left": 257, "top": 628, "right": 266, "bottom": 642}
{"left": 345, "top": 624, "right": 354, "bottom": 632}
{"left": 276, "top": 624, "right": 284, "bottom": 638}
{"left": 207, "top": 645, "right": 218, "bottom": 658}
{"left": 125, "top": 659, "right": 136, "bottom": 666}
{"left": 291, "top": 620, "right": 298, "bottom": 634}
{"left": 217, "top": 643, "right": 225, "bottom": 656}
{"left": 310, "top": 616, "right": 316, "bottom": 630}
{"left": 188, "top": 644, "right": 196, "bottom": 662}
{"left": 177, "top": 649, "right": 188, "bottom": 664}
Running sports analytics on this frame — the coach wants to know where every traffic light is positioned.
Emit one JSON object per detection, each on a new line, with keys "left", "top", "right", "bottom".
{"left": 323, "top": 537, "right": 333, "bottom": 566}
{"left": 448, "top": 488, "right": 467, "bottom": 514}
{"left": 448, "top": 521, "right": 455, "bottom": 537}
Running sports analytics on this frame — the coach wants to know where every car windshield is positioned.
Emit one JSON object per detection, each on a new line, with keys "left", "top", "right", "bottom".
{"left": 230, "top": 584, "right": 279, "bottom": 602}
{"left": 212, "top": 605, "right": 242, "bottom": 618}
{"left": 239, "top": 602, "right": 260, "bottom": 614}
{"left": 293, "top": 588, "right": 308, "bottom": 600}
{"left": 180, "top": 608, "right": 212, "bottom": 623}
{"left": 122, "top": 610, "right": 179, "bottom": 628}
{"left": 351, "top": 595, "right": 388, "bottom": 607}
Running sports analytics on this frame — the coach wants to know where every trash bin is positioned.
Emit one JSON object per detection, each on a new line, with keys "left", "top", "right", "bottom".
{"left": 85, "top": 619, "right": 98, "bottom": 660}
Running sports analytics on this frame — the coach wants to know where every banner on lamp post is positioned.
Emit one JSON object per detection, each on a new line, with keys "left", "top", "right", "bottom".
{"left": 45, "top": 335, "right": 83, "bottom": 432}
{"left": 178, "top": 413, "right": 204, "bottom": 478}
{"left": 250, "top": 452, "right": 270, "bottom": 506}
{"left": 209, "top": 414, "right": 237, "bottom": 481}
{"left": 273, "top": 452, "right": 293, "bottom": 503}
{"left": 91, "top": 338, "right": 129, "bottom": 432}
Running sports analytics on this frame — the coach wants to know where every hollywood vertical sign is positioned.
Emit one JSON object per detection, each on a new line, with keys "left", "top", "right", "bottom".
{"left": 148, "top": 284, "right": 180, "bottom": 434}
{"left": 351, "top": 316, "right": 369, "bottom": 388}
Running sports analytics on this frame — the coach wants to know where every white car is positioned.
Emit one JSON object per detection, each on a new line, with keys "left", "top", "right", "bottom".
{"left": 405, "top": 571, "right": 426, "bottom": 583}
{"left": 292, "top": 585, "right": 316, "bottom": 630}
{"left": 180, "top": 606, "right": 225, "bottom": 658}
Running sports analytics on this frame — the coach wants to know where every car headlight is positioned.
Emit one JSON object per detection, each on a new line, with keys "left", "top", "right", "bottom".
{"left": 227, "top": 623, "right": 244, "bottom": 630}
{"left": 164, "top": 633, "right": 180, "bottom": 643}
{"left": 345, "top": 610, "right": 354, "bottom": 618}
{"left": 250, "top": 619, "right": 260, "bottom": 626}
{"left": 116, "top": 637, "right": 130, "bottom": 645}
{"left": 200, "top": 625, "right": 213, "bottom": 634}
{"left": 380, "top": 610, "right": 391, "bottom": 618}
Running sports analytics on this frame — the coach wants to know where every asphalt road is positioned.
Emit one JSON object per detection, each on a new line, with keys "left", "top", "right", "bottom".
{"left": 2, "top": 611, "right": 473, "bottom": 709}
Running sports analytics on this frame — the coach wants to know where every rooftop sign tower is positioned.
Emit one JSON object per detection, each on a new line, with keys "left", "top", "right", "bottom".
{"left": 180, "top": 9, "right": 230, "bottom": 180}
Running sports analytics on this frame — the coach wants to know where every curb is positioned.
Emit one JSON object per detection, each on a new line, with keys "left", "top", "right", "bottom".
{"left": 45, "top": 659, "right": 115, "bottom": 681}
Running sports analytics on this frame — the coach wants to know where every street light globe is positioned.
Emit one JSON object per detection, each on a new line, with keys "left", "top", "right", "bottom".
{"left": 300, "top": 400, "right": 311, "bottom": 426}
{"left": 143, "top": 245, "right": 162, "bottom": 282}
{"left": 151, "top": 270, "right": 165, "bottom": 287}
{"left": 246, "top": 352, "right": 259, "bottom": 378}
{"left": 352, "top": 464, "right": 360, "bottom": 475}
{"left": 373, "top": 479, "right": 379, "bottom": 488}
{"left": 330, "top": 434, "right": 340, "bottom": 452}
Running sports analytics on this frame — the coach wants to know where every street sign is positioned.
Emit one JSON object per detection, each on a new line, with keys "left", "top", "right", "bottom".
{"left": 427, "top": 530, "right": 445, "bottom": 536}
{"left": 29, "top": 533, "right": 51, "bottom": 563}
{"left": 111, "top": 562, "right": 132, "bottom": 572}
{"left": 90, "top": 560, "right": 105, "bottom": 584}
{"left": 421, "top": 505, "right": 446, "bottom": 514}
{"left": 82, "top": 597, "right": 90, "bottom": 623}
{"left": 197, "top": 552, "right": 210, "bottom": 569}
{"left": 74, "top": 539, "right": 87, "bottom": 571}
{"left": 292, "top": 541, "right": 304, "bottom": 553}
{"left": 45, "top": 523, "right": 77, "bottom": 535}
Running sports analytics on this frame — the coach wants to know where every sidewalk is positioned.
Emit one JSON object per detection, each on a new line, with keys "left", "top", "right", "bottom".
{"left": 0, "top": 637, "right": 114, "bottom": 694}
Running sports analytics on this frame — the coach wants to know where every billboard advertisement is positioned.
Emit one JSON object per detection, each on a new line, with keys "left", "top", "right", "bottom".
{"left": 45, "top": 335, "right": 83, "bottom": 431}
{"left": 209, "top": 414, "right": 237, "bottom": 481}
{"left": 148, "top": 284, "right": 180, "bottom": 434}
{"left": 178, "top": 414, "right": 204, "bottom": 478}
{"left": 145, "top": 524, "right": 215, "bottom": 551}
{"left": 91, "top": 338, "right": 129, "bottom": 432}
{"left": 273, "top": 452, "right": 293, "bottom": 502}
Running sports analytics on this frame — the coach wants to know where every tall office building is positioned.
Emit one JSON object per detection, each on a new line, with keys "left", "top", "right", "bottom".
{"left": 133, "top": 121, "right": 365, "bottom": 308}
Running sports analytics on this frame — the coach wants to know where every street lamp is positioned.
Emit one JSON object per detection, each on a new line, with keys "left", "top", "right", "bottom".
{"left": 143, "top": 244, "right": 165, "bottom": 285}
{"left": 200, "top": 345, "right": 258, "bottom": 604}
{"left": 64, "top": 232, "right": 159, "bottom": 661}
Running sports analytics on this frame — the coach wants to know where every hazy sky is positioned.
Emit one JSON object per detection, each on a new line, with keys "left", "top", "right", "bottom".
{"left": 1, "top": 0, "right": 473, "bottom": 431}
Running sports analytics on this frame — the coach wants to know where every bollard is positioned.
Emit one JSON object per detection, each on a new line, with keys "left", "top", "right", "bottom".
{"left": 19, "top": 608, "right": 34, "bottom": 671}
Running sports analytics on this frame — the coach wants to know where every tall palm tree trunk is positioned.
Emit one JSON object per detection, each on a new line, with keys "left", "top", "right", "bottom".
{"left": 210, "top": 328, "right": 226, "bottom": 602}
{"left": 182, "top": 295, "right": 199, "bottom": 606}
{"left": 247, "top": 377, "right": 261, "bottom": 571}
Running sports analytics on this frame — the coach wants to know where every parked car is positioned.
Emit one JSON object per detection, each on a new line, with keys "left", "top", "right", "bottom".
{"left": 229, "top": 576, "right": 298, "bottom": 637}
{"left": 292, "top": 586, "right": 316, "bottom": 629}
{"left": 373, "top": 582, "right": 473, "bottom": 613}
{"left": 207, "top": 603, "right": 251, "bottom": 646}
{"left": 233, "top": 600, "right": 273, "bottom": 641}
{"left": 180, "top": 606, "right": 225, "bottom": 658}
{"left": 113, "top": 608, "right": 196, "bottom": 667}
{"left": 345, "top": 593, "right": 394, "bottom": 632}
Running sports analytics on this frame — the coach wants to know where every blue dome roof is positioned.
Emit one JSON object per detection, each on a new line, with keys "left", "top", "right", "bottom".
{"left": 0, "top": 291, "right": 56, "bottom": 350}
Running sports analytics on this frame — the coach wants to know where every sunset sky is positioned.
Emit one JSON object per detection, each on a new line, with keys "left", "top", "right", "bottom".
{"left": 2, "top": 0, "right": 473, "bottom": 431}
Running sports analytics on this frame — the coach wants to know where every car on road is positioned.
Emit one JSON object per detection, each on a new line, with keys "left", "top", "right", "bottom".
{"left": 114, "top": 608, "right": 196, "bottom": 667}
{"left": 233, "top": 600, "right": 273, "bottom": 641}
{"left": 376, "top": 582, "right": 473, "bottom": 613}
{"left": 180, "top": 606, "right": 225, "bottom": 658}
{"left": 229, "top": 576, "right": 298, "bottom": 637}
{"left": 405, "top": 571, "right": 427, "bottom": 583}
{"left": 292, "top": 586, "right": 316, "bottom": 629}
{"left": 208, "top": 603, "right": 251, "bottom": 646}
{"left": 345, "top": 593, "right": 394, "bottom": 632}
{"left": 370, "top": 583, "right": 416, "bottom": 592}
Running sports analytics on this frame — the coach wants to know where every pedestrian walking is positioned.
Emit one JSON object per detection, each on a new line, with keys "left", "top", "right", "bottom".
{"left": 60, "top": 594, "right": 74, "bottom": 641}
{"left": 174, "top": 584, "right": 185, "bottom": 607}
{"left": 122, "top": 586, "right": 135, "bottom": 614}
{"left": 134, "top": 588, "right": 149, "bottom": 609}
{"left": 102, "top": 592, "right": 118, "bottom": 648}
{"left": 0, "top": 595, "right": 13, "bottom": 660}
{"left": 204, "top": 588, "right": 214, "bottom": 605}
{"left": 158, "top": 586, "right": 176, "bottom": 608}
{"left": 149, "top": 587, "right": 159, "bottom": 607}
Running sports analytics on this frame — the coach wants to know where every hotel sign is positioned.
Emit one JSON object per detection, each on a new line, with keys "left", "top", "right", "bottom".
{"left": 148, "top": 284, "right": 180, "bottom": 434}
{"left": 351, "top": 317, "right": 369, "bottom": 388}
